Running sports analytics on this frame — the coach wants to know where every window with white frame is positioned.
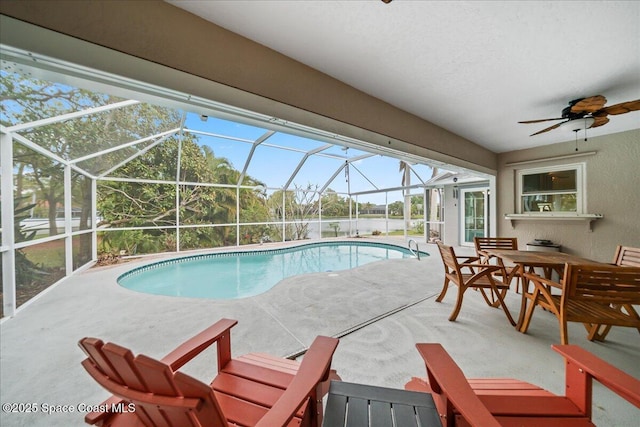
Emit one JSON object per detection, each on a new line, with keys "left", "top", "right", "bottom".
{"left": 516, "top": 164, "right": 585, "bottom": 214}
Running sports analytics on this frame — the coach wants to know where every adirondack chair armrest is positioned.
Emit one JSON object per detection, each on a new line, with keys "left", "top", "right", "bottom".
{"left": 161, "top": 318, "right": 238, "bottom": 371}
{"left": 255, "top": 336, "right": 339, "bottom": 427}
{"left": 83, "top": 396, "right": 124, "bottom": 425}
{"left": 415, "top": 343, "right": 502, "bottom": 427}
{"left": 552, "top": 344, "right": 640, "bottom": 409}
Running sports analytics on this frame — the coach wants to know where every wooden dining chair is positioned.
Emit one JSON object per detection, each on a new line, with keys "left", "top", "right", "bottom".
{"left": 435, "top": 241, "right": 516, "bottom": 326}
{"left": 406, "top": 342, "right": 640, "bottom": 427}
{"left": 613, "top": 245, "right": 640, "bottom": 267}
{"left": 590, "top": 245, "right": 640, "bottom": 340}
{"left": 521, "top": 264, "right": 640, "bottom": 344}
{"left": 474, "top": 237, "right": 521, "bottom": 292}
{"left": 79, "top": 318, "right": 339, "bottom": 427}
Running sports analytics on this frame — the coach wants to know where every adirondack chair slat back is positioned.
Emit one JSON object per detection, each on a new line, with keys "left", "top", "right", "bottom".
{"left": 133, "top": 355, "right": 191, "bottom": 426}
{"left": 81, "top": 337, "right": 124, "bottom": 383}
{"left": 101, "top": 343, "right": 148, "bottom": 391}
{"left": 79, "top": 338, "right": 227, "bottom": 427}
{"left": 613, "top": 246, "right": 640, "bottom": 267}
{"left": 563, "top": 264, "right": 640, "bottom": 304}
{"left": 100, "top": 343, "right": 165, "bottom": 425}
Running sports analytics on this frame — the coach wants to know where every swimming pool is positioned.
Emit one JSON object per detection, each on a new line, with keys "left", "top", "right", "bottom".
{"left": 118, "top": 241, "right": 428, "bottom": 299}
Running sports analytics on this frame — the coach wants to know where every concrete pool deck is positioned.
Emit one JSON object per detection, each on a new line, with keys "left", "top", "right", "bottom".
{"left": 1, "top": 239, "right": 638, "bottom": 426}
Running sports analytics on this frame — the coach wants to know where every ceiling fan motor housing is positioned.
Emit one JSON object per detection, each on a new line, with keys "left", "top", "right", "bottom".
{"left": 562, "top": 104, "right": 586, "bottom": 120}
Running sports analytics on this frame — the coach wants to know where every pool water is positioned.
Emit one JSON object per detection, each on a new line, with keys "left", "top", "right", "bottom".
{"left": 118, "top": 241, "right": 427, "bottom": 299}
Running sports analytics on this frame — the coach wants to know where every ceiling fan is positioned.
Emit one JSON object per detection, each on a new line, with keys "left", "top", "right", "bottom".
{"left": 519, "top": 95, "right": 640, "bottom": 136}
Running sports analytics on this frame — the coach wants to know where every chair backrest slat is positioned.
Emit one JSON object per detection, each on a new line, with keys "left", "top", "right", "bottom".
{"left": 564, "top": 264, "right": 640, "bottom": 304}
{"left": 101, "top": 343, "right": 148, "bottom": 391}
{"left": 78, "top": 338, "right": 123, "bottom": 383}
{"left": 82, "top": 340, "right": 158, "bottom": 426}
{"left": 437, "top": 241, "right": 458, "bottom": 271}
{"left": 101, "top": 343, "right": 171, "bottom": 426}
{"left": 474, "top": 237, "right": 518, "bottom": 253}
{"left": 134, "top": 354, "right": 179, "bottom": 396}
{"left": 613, "top": 246, "right": 640, "bottom": 267}
{"left": 134, "top": 354, "right": 194, "bottom": 427}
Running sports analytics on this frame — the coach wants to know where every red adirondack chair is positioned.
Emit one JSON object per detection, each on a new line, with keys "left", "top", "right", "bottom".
{"left": 79, "top": 318, "right": 339, "bottom": 427}
{"left": 406, "top": 343, "right": 640, "bottom": 426}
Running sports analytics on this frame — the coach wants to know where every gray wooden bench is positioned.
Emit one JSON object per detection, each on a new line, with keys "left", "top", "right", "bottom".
{"left": 323, "top": 380, "right": 441, "bottom": 427}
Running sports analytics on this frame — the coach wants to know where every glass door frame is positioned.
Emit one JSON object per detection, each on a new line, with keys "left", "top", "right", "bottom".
{"left": 459, "top": 186, "right": 489, "bottom": 246}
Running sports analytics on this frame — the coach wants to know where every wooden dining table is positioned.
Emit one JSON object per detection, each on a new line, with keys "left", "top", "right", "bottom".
{"left": 483, "top": 249, "right": 605, "bottom": 331}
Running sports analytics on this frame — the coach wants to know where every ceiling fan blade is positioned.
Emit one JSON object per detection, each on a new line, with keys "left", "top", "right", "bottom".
{"left": 597, "top": 99, "right": 640, "bottom": 116}
{"left": 518, "top": 118, "right": 564, "bottom": 124}
{"left": 530, "top": 122, "right": 564, "bottom": 136}
{"left": 590, "top": 116, "right": 610, "bottom": 128}
{"left": 571, "top": 95, "right": 607, "bottom": 113}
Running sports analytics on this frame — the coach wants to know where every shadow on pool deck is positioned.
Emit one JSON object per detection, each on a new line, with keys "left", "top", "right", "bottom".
{"left": 1, "top": 239, "right": 638, "bottom": 426}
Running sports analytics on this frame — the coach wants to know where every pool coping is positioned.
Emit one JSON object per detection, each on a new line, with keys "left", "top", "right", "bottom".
{"left": 117, "top": 239, "right": 431, "bottom": 293}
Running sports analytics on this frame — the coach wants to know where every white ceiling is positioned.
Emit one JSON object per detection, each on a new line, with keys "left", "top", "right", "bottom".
{"left": 167, "top": 0, "right": 640, "bottom": 154}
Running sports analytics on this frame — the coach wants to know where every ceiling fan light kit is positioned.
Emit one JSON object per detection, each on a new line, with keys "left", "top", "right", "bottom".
{"left": 560, "top": 116, "right": 595, "bottom": 132}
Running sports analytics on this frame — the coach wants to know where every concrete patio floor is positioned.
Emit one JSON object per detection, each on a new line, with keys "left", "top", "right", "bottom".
{"left": 1, "top": 239, "right": 638, "bottom": 426}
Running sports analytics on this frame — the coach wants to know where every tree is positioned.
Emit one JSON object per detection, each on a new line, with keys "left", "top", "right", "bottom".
{"left": 99, "top": 138, "right": 269, "bottom": 251}
{"left": 358, "top": 201, "right": 375, "bottom": 214}
{"left": 3, "top": 74, "right": 90, "bottom": 235}
{"left": 289, "top": 184, "right": 320, "bottom": 240}
{"left": 410, "top": 195, "right": 424, "bottom": 216}
{"left": 388, "top": 201, "right": 404, "bottom": 217}
{"left": 321, "top": 189, "right": 349, "bottom": 217}
{"left": 2, "top": 72, "right": 179, "bottom": 238}
{"left": 268, "top": 184, "right": 321, "bottom": 240}
{"left": 267, "top": 189, "right": 296, "bottom": 241}
{"left": 2, "top": 72, "right": 269, "bottom": 254}
{"left": 11, "top": 196, "right": 39, "bottom": 283}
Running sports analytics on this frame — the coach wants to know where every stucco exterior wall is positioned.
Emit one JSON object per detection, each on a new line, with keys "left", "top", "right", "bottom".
{"left": 496, "top": 129, "right": 640, "bottom": 262}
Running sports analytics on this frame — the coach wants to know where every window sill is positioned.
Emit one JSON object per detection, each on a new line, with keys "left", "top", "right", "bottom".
{"left": 504, "top": 213, "right": 603, "bottom": 232}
